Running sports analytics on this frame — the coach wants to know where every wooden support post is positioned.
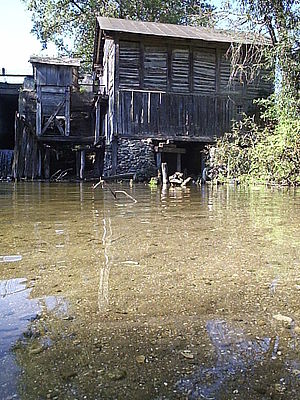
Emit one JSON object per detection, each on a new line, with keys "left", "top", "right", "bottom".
{"left": 80, "top": 150, "right": 85, "bottom": 180}
{"left": 176, "top": 153, "right": 182, "bottom": 173}
{"left": 31, "top": 138, "right": 37, "bottom": 180}
{"left": 94, "top": 98, "right": 101, "bottom": 144}
{"left": 37, "top": 149, "right": 42, "bottom": 178}
{"left": 201, "top": 151, "right": 207, "bottom": 183}
{"left": 156, "top": 152, "right": 162, "bottom": 170}
{"left": 65, "top": 86, "right": 70, "bottom": 136}
{"left": 94, "top": 148, "right": 102, "bottom": 177}
{"left": 156, "top": 152, "right": 162, "bottom": 182}
{"left": 76, "top": 151, "right": 80, "bottom": 179}
{"left": 13, "top": 113, "right": 19, "bottom": 180}
{"left": 162, "top": 162, "right": 168, "bottom": 186}
{"left": 44, "top": 147, "right": 50, "bottom": 180}
{"left": 36, "top": 85, "right": 42, "bottom": 136}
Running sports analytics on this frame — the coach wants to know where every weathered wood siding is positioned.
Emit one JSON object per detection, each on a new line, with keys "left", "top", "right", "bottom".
{"left": 102, "top": 39, "right": 115, "bottom": 143}
{"left": 144, "top": 46, "right": 168, "bottom": 90}
{"left": 40, "top": 86, "right": 66, "bottom": 116}
{"left": 116, "top": 90, "right": 234, "bottom": 138}
{"left": 193, "top": 48, "right": 216, "bottom": 93}
{"left": 110, "top": 39, "right": 273, "bottom": 141}
{"left": 34, "top": 64, "right": 74, "bottom": 87}
{"left": 171, "top": 49, "right": 190, "bottom": 92}
{"left": 119, "top": 41, "right": 140, "bottom": 89}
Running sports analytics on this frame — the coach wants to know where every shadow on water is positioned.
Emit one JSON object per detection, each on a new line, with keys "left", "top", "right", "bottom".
{"left": 176, "top": 319, "right": 300, "bottom": 399}
{"left": 0, "top": 278, "right": 68, "bottom": 399}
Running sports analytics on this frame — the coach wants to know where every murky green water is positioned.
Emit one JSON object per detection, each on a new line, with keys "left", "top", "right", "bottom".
{"left": 0, "top": 182, "right": 299, "bottom": 400}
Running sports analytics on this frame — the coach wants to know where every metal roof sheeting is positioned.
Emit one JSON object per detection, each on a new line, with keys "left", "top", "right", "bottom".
{"left": 97, "top": 17, "right": 269, "bottom": 45}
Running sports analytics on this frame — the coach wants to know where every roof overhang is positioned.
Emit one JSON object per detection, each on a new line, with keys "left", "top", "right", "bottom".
{"left": 29, "top": 56, "right": 81, "bottom": 67}
{"left": 96, "top": 16, "right": 270, "bottom": 46}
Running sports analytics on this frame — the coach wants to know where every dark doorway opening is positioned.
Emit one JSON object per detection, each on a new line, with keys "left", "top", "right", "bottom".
{"left": 0, "top": 93, "right": 18, "bottom": 149}
{"left": 155, "top": 141, "right": 207, "bottom": 178}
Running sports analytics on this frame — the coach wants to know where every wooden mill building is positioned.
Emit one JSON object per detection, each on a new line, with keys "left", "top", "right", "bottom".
{"left": 93, "top": 17, "right": 272, "bottom": 178}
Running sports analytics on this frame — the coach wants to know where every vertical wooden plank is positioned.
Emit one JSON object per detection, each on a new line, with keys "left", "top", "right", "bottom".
{"left": 216, "top": 47, "right": 221, "bottom": 93}
{"left": 94, "top": 148, "right": 102, "bottom": 177}
{"left": 31, "top": 137, "right": 37, "bottom": 179}
{"left": 167, "top": 45, "right": 172, "bottom": 93}
{"left": 113, "top": 36, "right": 120, "bottom": 137}
{"left": 141, "top": 92, "right": 148, "bottom": 135}
{"left": 139, "top": 42, "right": 144, "bottom": 89}
{"left": 76, "top": 151, "right": 80, "bottom": 178}
{"left": 44, "top": 147, "right": 50, "bottom": 180}
{"left": 65, "top": 86, "right": 70, "bottom": 136}
{"left": 38, "top": 149, "right": 42, "bottom": 178}
{"left": 150, "top": 93, "right": 160, "bottom": 135}
{"left": 162, "top": 162, "right": 168, "bottom": 185}
{"left": 159, "top": 93, "right": 168, "bottom": 136}
{"left": 94, "top": 97, "right": 101, "bottom": 144}
{"left": 36, "top": 85, "right": 42, "bottom": 136}
{"left": 189, "top": 46, "right": 194, "bottom": 93}
{"left": 156, "top": 152, "right": 162, "bottom": 170}
{"left": 123, "top": 91, "right": 132, "bottom": 136}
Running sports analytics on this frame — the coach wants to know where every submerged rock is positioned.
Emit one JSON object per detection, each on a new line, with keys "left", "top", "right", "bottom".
{"left": 107, "top": 369, "right": 127, "bottom": 381}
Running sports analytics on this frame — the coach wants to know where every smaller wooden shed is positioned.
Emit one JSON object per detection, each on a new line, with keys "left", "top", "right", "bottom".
{"left": 31, "top": 56, "right": 79, "bottom": 137}
{"left": 14, "top": 57, "right": 107, "bottom": 180}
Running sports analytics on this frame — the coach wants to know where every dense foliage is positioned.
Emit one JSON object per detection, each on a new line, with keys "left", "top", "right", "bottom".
{"left": 209, "top": 96, "right": 300, "bottom": 186}
{"left": 23, "top": 0, "right": 214, "bottom": 65}
{"left": 209, "top": 0, "right": 299, "bottom": 186}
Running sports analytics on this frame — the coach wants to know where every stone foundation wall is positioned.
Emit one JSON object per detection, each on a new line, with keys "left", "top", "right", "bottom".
{"left": 103, "top": 138, "right": 156, "bottom": 180}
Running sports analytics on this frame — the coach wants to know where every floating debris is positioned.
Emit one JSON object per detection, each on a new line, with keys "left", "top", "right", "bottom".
{"left": 0, "top": 255, "right": 22, "bottom": 263}
{"left": 181, "top": 350, "right": 194, "bottom": 359}
{"left": 121, "top": 261, "right": 139, "bottom": 266}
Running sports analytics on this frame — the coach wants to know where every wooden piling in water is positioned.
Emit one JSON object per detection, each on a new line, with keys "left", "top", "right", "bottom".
{"left": 162, "top": 162, "right": 168, "bottom": 185}
{"left": 13, "top": 114, "right": 41, "bottom": 180}
{"left": 80, "top": 150, "right": 85, "bottom": 180}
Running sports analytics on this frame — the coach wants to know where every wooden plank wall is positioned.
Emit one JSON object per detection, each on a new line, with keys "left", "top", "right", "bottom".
{"left": 110, "top": 39, "right": 273, "bottom": 140}
{"left": 171, "top": 49, "right": 189, "bottom": 92}
{"left": 117, "top": 90, "right": 234, "bottom": 138}
{"left": 144, "top": 46, "right": 168, "bottom": 91}
{"left": 119, "top": 41, "right": 140, "bottom": 89}
{"left": 193, "top": 48, "right": 216, "bottom": 93}
{"left": 102, "top": 39, "right": 115, "bottom": 143}
{"left": 35, "top": 65, "right": 73, "bottom": 87}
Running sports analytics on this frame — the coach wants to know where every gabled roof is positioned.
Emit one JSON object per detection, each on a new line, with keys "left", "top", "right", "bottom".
{"left": 96, "top": 16, "right": 268, "bottom": 45}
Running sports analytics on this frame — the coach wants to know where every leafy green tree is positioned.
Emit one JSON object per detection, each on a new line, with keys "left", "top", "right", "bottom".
{"left": 216, "top": 0, "right": 299, "bottom": 103}
{"left": 239, "top": 0, "right": 299, "bottom": 102}
{"left": 206, "top": 0, "right": 299, "bottom": 186}
{"left": 23, "top": 0, "right": 214, "bottom": 66}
